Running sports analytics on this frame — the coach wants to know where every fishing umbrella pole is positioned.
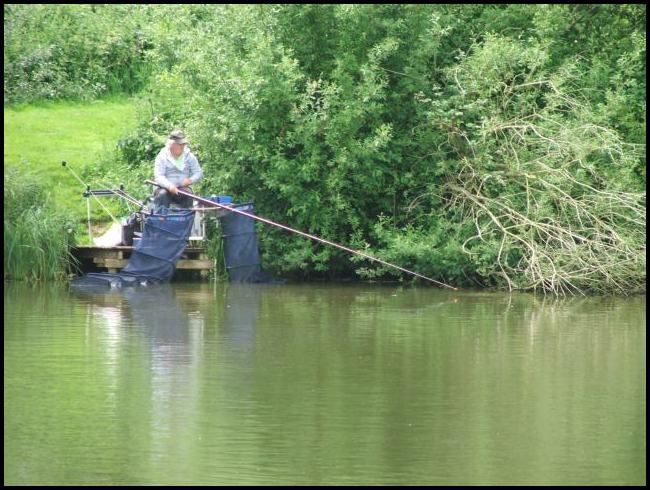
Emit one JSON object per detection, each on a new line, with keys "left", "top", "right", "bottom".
{"left": 146, "top": 180, "right": 457, "bottom": 290}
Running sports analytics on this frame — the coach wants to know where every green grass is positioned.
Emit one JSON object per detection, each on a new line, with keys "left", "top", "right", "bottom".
{"left": 4, "top": 97, "right": 139, "bottom": 226}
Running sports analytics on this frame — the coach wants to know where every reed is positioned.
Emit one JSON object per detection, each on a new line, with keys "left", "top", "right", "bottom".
{"left": 204, "top": 218, "right": 229, "bottom": 282}
{"left": 4, "top": 169, "right": 78, "bottom": 282}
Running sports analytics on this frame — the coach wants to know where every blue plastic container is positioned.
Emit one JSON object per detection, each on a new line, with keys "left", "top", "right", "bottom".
{"left": 208, "top": 195, "right": 233, "bottom": 205}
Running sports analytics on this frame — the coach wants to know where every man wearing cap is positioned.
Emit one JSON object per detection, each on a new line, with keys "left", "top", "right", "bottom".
{"left": 153, "top": 130, "right": 204, "bottom": 210}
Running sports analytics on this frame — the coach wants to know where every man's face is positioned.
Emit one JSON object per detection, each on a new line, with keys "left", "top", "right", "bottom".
{"left": 170, "top": 142, "right": 185, "bottom": 158}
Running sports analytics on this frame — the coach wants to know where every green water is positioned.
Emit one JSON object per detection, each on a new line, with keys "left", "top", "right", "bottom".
{"left": 4, "top": 283, "right": 646, "bottom": 485}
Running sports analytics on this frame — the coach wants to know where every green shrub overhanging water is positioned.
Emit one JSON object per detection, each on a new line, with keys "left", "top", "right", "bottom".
{"left": 5, "top": 5, "right": 645, "bottom": 294}
{"left": 4, "top": 167, "right": 78, "bottom": 282}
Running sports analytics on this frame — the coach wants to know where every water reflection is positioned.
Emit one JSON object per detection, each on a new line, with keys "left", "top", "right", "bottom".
{"left": 122, "top": 285, "right": 190, "bottom": 349}
{"left": 6, "top": 283, "right": 644, "bottom": 485}
{"left": 68, "top": 282, "right": 266, "bottom": 481}
{"left": 222, "top": 284, "right": 262, "bottom": 347}
{"left": 71, "top": 284, "right": 204, "bottom": 474}
{"left": 119, "top": 286, "right": 195, "bottom": 472}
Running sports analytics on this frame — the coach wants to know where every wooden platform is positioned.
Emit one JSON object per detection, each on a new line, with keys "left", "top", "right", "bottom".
{"left": 71, "top": 246, "right": 214, "bottom": 277}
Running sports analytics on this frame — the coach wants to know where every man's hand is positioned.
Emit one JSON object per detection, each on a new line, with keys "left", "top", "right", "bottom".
{"left": 168, "top": 185, "right": 179, "bottom": 196}
{"left": 181, "top": 178, "right": 192, "bottom": 187}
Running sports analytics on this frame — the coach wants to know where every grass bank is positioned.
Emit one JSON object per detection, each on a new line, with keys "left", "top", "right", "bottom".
{"left": 4, "top": 97, "right": 138, "bottom": 222}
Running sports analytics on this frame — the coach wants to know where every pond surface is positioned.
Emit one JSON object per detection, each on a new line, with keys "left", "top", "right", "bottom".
{"left": 4, "top": 282, "right": 646, "bottom": 485}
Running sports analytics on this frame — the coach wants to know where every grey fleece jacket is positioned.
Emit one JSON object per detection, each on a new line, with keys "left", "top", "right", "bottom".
{"left": 154, "top": 145, "right": 203, "bottom": 190}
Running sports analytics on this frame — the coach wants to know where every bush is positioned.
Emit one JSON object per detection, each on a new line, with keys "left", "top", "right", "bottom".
{"left": 115, "top": 128, "right": 163, "bottom": 168}
{"left": 404, "top": 36, "right": 646, "bottom": 294}
{"left": 4, "top": 4, "right": 153, "bottom": 104}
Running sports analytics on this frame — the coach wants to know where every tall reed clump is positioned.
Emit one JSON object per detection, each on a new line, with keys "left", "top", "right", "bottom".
{"left": 203, "top": 216, "right": 229, "bottom": 282}
{"left": 4, "top": 167, "right": 78, "bottom": 282}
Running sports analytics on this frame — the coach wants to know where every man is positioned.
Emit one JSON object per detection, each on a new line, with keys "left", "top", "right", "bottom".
{"left": 153, "top": 130, "right": 203, "bottom": 210}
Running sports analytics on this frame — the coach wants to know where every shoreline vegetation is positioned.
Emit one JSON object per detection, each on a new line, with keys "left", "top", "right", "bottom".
{"left": 4, "top": 5, "right": 645, "bottom": 295}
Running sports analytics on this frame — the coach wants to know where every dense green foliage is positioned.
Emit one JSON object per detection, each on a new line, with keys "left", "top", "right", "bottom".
{"left": 5, "top": 5, "right": 645, "bottom": 293}
{"left": 4, "top": 167, "right": 78, "bottom": 281}
{"left": 4, "top": 4, "right": 152, "bottom": 103}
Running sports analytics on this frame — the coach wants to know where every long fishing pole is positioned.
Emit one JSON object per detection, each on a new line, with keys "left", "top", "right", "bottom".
{"left": 146, "top": 180, "right": 457, "bottom": 290}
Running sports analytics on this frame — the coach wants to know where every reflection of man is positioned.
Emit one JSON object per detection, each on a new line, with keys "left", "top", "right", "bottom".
{"left": 122, "top": 285, "right": 189, "bottom": 346}
{"left": 119, "top": 284, "right": 195, "bottom": 475}
{"left": 153, "top": 130, "right": 203, "bottom": 209}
